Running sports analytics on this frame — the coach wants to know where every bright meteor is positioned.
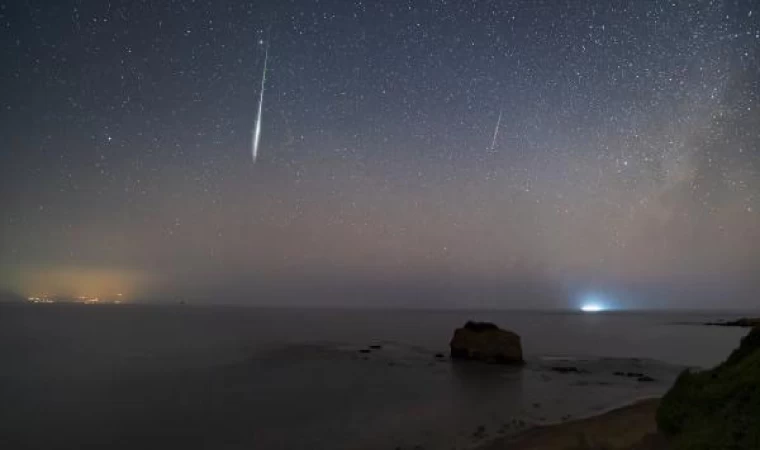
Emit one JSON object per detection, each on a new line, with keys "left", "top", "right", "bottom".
{"left": 252, "top": 44, "right": 269, "bottom": 163}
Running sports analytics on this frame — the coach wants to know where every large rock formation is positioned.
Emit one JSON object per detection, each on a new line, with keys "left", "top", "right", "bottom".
{"left": 449, "top": 321, "right": 523, "bottom": 364}
{"left": 657, "top": 326, "right": 760, "bottom": 449}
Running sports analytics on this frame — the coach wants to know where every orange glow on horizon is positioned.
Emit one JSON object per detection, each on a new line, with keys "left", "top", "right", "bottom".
{"left": 9, "top": 266, "right": 150, "bottom": 302}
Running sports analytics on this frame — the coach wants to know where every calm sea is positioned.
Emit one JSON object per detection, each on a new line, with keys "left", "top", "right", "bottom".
{"left": 0, "top": 304, "right": 750, "bottom": 450}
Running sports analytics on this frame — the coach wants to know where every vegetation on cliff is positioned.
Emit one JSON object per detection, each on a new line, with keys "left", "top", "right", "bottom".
{"left": 657, "top": 327, "right": 760, "bottom": 449}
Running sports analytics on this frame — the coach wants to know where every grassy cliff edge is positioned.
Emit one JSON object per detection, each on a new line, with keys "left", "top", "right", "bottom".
{"left": 656, "top": 327, "right": 760, "bottom": 449}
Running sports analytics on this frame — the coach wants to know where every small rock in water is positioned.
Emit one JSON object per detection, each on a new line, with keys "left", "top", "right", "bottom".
{"left": 471, "top": 425, "right": 487, "bottom": 439}
{"left": 358, "top": 349, "right": 371, "bottom": 354}
{"left": 638, "top": 375, "right": 656, "bottom": 382}
{"left": 550, "top": 366, "right": 587, "bottom": 374}
{"left": 369, "top": 344, "right": 382, "bottom": 350}
{"left": 434, "top": 353, "right": 446, "bottom": 358}
{"left": 532, "top": 402, "right": 541, "bottom": 408}
{"left": 614, "top": 371, "right": 646, "bottom": 378}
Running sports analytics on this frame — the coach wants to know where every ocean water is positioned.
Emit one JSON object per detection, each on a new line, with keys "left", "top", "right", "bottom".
{"left": 0, "top": 304, "right": 750, "bottom": 450}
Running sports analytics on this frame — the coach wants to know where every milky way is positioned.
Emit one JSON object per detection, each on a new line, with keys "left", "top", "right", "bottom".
{"left": 0, "top": 1, "right": 758, "bottom": 308}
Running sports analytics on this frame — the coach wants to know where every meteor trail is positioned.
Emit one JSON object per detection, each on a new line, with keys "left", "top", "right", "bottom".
{"left": 252, "top": 44, "right": 269, "bottom": 163}
{"left": 490, "top": 110, "right": 502, "bottom": 151}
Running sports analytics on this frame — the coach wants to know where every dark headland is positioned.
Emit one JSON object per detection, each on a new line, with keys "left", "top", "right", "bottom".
{"left": 702, "top": 317, "right": 760, "bottom": 328}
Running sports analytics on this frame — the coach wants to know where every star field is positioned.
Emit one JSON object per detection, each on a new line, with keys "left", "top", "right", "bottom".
{"left": 1, "top": 0, "right": 759, "bottom": 308}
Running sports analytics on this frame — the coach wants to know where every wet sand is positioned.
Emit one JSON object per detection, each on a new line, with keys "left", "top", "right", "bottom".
{"left": 477, "top": 398, "right": 669, "bottom": 450}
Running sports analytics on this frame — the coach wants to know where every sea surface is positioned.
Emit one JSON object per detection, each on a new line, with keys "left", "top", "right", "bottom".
{"left": 0, "top": 304, "right": 751, "bottom": 450}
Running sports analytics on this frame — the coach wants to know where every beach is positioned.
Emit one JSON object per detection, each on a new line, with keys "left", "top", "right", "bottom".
{"left": 478, "top": 399, "right": 667, "bottom": 450}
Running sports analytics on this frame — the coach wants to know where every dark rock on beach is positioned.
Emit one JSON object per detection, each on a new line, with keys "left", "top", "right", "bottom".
{"left": 611, "top": 371, "right": 656, "bottom": 382}
{"left": 450, "top": 321, "right": 523, "bottom": 364}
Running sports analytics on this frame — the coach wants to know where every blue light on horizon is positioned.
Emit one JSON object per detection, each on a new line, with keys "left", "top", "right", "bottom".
{"left": 579, "top": 293, "right": 613, "bottom": 312}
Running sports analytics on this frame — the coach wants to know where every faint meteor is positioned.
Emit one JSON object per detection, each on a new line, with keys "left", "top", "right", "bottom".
{"left": 252, "top": 43, "right": 269, "bottom": 163}
{"left": 490, "top": 110, "right": 502, "bottom": 151}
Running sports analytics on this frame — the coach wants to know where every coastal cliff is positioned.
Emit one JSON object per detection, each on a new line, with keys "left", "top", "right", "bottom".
{"left": 656, "top": 326, "right": 760, "bottom": 449}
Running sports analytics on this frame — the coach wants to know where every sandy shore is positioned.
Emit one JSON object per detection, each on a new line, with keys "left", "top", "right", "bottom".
{"left": 477, "top": 399, "right": 669, "bottom": 450}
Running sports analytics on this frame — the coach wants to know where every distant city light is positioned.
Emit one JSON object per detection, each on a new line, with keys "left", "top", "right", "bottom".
{"left": 27, "top": 296, "right": 55, "bottom": 304}
{"left": 581, "top": 303, "right": 603, "bottom": 312}
{"left": 80, "top": 296, "right": 100, "bottom": 304}
{"left": 26, "top": 294, "right": 124, "bottom": 304}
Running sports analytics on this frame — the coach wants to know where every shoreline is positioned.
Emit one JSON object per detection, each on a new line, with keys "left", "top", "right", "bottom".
{"left": 476, "top": 398, "right": 667, "bottom": 450}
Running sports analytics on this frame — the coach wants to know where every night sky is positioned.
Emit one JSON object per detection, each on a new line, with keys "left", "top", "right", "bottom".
{"left": 1, "top": 1, "right": 759, "bottom": 308}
